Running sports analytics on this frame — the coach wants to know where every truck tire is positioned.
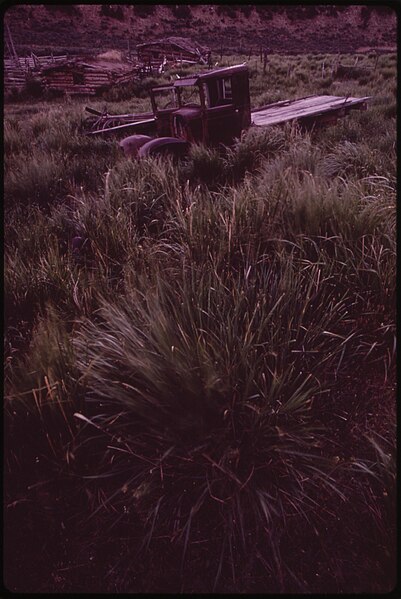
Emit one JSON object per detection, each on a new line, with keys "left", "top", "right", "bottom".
{"left": 119, "top": 135, "right": 153, "bottom": 158}
{"left": 138, "top": 137, "right": 190, "bottom": 160}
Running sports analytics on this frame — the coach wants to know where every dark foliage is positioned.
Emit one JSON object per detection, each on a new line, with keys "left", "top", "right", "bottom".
{"left": 45, "top": 5, "right": 81, "bottom": 16}
{"left": 170, "top": 5, "right": 192, "bottom": 20}
{"left": 216, "top": 5, "right": 238, "bottom": 19}
{"left": 285, "top": 6, "right": 320, "bottom": 20}
{"left": 133, "top": 5, "right": 156, "bottom": 18}
{"left": 100, "top": 5, "right": 124, "bottom": 21}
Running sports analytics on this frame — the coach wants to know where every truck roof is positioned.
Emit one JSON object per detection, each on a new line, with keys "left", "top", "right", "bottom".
{"left": 190, "top": 63, "right": 248, "bottom": 81}
{"left": 151, "top": 64, "right": 249, "bottom": 93}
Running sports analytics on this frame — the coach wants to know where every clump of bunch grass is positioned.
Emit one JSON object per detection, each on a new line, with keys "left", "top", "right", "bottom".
{"left": 321, "top": 141, "right": 382, "bottom": 179}
{"left": 74, "top": 255, "right": 363, "bottom": 589}
{"left": 182, "top": 143, "right": 227, "bottom": 187}
{"left": 225, "top": 125, "right": 288, "bottom": 182}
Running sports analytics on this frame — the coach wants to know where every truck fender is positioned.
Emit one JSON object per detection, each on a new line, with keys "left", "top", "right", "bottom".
{"left": 119, "top": 134, "right": 153, "bottom": 158}
{"left": 138, "top": 137, "right": 190, "bottom": 159}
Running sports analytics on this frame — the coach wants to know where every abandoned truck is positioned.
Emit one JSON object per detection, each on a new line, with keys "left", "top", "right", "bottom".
{"left": 84, "top": 63, "right": 370, "bottom": 159}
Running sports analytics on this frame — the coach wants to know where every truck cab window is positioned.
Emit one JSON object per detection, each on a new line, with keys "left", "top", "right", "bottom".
{"left": 204, "top": 77, "right": 233, "bottom": 107}
{"left": 221, "top": 77, "right": 232, "bottom": 100}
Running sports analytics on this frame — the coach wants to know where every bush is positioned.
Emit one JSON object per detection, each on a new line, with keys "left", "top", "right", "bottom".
{"left": 24, "top": 78, "right": 44, "bottom": 99}
{"left": 285, "top": 6, "right": 320, "bottom": 20}
{"left": 100, "top": 5, "right": 124, "bottom": 20}
{"left": 133, "top": 5, "right": 156, "bottom": 17}
{"left": 171, "top": 5, "right": 192, "bottom": 20}
{"left": 216, "top": 5, "right": 238, "bottom": 19}
{"left": 45, "top": 5, "right": 80, "bottom": 16}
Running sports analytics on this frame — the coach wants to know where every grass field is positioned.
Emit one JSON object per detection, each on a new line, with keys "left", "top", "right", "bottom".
{"left": 4, "top": 51, "right": 396, "bottom": 593}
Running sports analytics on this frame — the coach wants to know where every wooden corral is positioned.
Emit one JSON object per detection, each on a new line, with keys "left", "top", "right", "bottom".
{"left": 136, "top": 36, "right": 211, "bottom": 67}
{"left": 4, "top": 53, "right": 67, "bottom": 95}
{"left": 4, "top": 63, "right": 27, "bottom": 93}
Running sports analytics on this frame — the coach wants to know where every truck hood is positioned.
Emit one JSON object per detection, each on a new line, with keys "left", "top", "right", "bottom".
{"left": 172, "top": 106, "right": 202, "bottom": 120}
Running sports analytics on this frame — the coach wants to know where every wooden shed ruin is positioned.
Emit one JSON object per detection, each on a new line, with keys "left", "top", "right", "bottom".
{"left": 136, "top": 37, "right": 211, "bottom": 67}
{"left": 40, "top": 60, "right": 138, "bottom": 95}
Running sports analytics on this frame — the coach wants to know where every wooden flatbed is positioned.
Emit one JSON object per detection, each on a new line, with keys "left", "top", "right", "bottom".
{"left": 251, "top": 94, "right": 371, "bottom": 127}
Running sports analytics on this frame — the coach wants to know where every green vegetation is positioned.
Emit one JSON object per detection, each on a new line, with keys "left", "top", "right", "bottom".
{"left": 4, "top": 52, "right": 396, "bottom": 593}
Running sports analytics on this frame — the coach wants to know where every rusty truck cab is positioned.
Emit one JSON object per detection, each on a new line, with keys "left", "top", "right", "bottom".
{"left": 150, "top": 64, "right": 251, "bottom": 147}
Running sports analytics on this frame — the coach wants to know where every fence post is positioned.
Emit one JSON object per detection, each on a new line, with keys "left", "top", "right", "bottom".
{"left": 263, "top": 49, "right": 267, "bottom": 74}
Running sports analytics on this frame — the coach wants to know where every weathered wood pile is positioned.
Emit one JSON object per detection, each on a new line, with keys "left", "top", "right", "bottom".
{"left": 136, "top": 37, "right": 211, "bottom": 66}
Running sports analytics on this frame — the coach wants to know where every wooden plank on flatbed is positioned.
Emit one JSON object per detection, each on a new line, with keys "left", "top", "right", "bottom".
{"left": 251, "top": 95, "right": 371, "bottom": 127}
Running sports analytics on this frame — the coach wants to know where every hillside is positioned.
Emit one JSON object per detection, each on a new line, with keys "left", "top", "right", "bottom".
{"left": 3, "top": 4, "right": 397, "bottom": 57}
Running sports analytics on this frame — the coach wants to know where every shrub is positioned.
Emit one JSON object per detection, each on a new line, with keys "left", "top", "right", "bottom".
{"left": 133, "top": 5, "right": 156, "bottom": 18}
{"left": 216, "top": 5, "right": 238, "bottom": 19}
{"left": 285, "top": 6, "right": 320, "bottom": 20}
{"left": 45, "top": 4, "right": 80, "bottom": 15}
{"left": 100, "top": 5, "right": 124, "bottom": 20}
{"left": 237, "top": 5, "right": 253, "bottom": 17}
{"left": 171, "top": 5, "right": 192, "bottom": 20}
{"left": 24, "top": 78, "right": 43, "bottom": 99}
{"left": 319, "top": 76, "right": 333, "bottom": 89}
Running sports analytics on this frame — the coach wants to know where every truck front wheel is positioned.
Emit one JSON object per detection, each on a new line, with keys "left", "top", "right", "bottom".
{"left": 138, "top": 137, "right": 190, "bottom": 160}
{"left": 119, "top": 135, "right": 153, "bottom": 158}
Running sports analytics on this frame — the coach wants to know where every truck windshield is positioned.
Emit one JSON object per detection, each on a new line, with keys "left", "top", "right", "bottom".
{"left": 152, "top": 87, "right": 179, "bottom": 111}
{"left": 179, "top": 85, "right": 201, "bottom": 107}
